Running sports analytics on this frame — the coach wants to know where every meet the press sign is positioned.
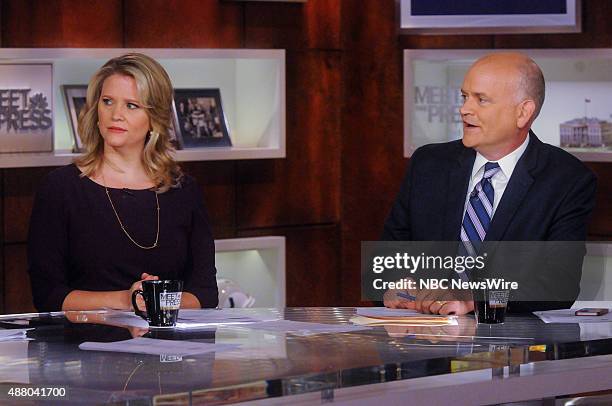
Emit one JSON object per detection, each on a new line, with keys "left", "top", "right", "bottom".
{"left": 1, "top": 89, "right": 52, "bottom": 131}
{"left": 414, "top": 85, "right": 462, "bottom": 124}
{"left": 0, "top": 64, "right": 53, "bottom": 153}
{"left": 160, "top": 292, "right": 182, "bottom": 310}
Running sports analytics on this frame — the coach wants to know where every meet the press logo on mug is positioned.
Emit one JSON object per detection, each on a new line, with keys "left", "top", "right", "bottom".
{"left": 159, "top": 292, "right": 182, "bottom": 310}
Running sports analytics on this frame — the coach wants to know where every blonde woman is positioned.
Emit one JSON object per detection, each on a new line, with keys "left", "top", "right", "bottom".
{"left": 28, "top": 53, "right": 218, "bottom": 311}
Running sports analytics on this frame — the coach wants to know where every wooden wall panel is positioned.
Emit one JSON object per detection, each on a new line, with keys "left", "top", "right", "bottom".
{"left": 342, "top": 0, "right": 397, "bottom": 51}
{"left": 3, "top": 244, "right": 35, "bottom": 314}
{"left": 494, "top": 1, "right": 612, "bottom": 49}
{"left": 399, "top": 35, "right": 494, "bottom": 49}
{"left": 340, "top": 0, "right": 404, "bottom": 306}
{"left": 236, "top": 50, "right": 341, "bottom": 229}
{"left": 239, "top": 225, "right": 341, "bottom": 307}
{"left": 244, "top": 0, "right": 341, "bottom": 50}
{"left": 124, "top": 0, "right": 243, "bottom": 48}
{"left": 1, "top": 0, "right": 123, "bottom": 47}
{"left": 3, "top": 167, "right": 53, "bottom": 244}
{"left": 182, "top": 161, "right": 236, "bottom": 239}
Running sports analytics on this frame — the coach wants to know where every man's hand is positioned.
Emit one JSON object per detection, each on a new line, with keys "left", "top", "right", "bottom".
{"left": 426, "top": 299, "right": 474, "bottom": 315}
{"left": 383, "top": 286, "right": 418, "bottom": 309}
{"left": 413, "top": 288, "right": 474, "bottom": 315}
{"left": 384, "top": 280, "right": 474, "bottom": 315}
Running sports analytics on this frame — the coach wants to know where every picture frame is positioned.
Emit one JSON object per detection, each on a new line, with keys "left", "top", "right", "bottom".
{"left": 399, "top": 0, "right": 581, "bottom": 35}
{"left": 172, "top": 88, "right": 232, "bottom": 149}
{"left": 62, "top": 84, "right": 88, "bottom": 152}
{"left": 63, "top": 85, "right": 182, "bottom": 152}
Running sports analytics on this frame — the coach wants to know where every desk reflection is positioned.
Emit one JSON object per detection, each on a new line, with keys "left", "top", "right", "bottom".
{"left": 23, "top": 318, "right": 217, "bottom": 403}
{"left": 0, "top": 308, "right": 605, "bottom": 406}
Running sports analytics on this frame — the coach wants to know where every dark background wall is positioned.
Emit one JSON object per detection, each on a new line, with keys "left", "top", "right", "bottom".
{"left": 0, "top": 0, "right": 610, "bottom": 313}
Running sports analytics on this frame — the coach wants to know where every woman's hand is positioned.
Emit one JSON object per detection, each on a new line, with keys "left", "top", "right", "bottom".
{"left": 127, "top": 273, "right": 159, "bottom": 311}
{"left": 65, "top": 311, "right": 149, "bottom": 337}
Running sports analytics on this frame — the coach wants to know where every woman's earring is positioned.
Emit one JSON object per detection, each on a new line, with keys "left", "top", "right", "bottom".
{"left": 146, "top": 130, "right": 158, "bottom": 144}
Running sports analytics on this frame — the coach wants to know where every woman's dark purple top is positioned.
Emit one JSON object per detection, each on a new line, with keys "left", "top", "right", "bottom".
{"left": 27, "top": 164, "right": 218, "bottom": 311}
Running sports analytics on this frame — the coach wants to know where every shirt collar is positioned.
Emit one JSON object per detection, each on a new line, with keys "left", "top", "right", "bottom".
{"left": 471, "top": 133, "right": 530, "bottom": 181}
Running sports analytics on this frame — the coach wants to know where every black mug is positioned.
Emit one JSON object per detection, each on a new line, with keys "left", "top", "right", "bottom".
{"left": 132, "top": 280, "right": 183, "bottom": 328}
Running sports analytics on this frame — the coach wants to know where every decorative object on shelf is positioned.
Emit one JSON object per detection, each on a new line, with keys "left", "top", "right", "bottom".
{"left": 172, "top": 88, "right": 232, "bottom": 149}
{"left": 217, "top": 278, "right": 255, "bottom": 308}
{"left": 62, "top": 84, "right": 87, "bottom": 152}
{"left": 0, "top": 64, "right": 54, "bottom": 153}
{"left": 400, "top": 0, "right": 581, "bottom": 35}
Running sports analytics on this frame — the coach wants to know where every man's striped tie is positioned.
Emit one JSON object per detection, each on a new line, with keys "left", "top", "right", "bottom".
{"left": 458, "top": 162, "right": 501, "bottom": 279}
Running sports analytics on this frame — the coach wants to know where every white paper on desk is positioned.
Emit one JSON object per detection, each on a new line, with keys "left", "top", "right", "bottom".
{"left": 178, "top": 309, "right": 267, "bottom": 324}
{"left": 356, "top": 307, "right": 453, "bottom": 318}
{"left": 231, "top": 320, "right": 370, "bottom": 336}
{"left": 0, "top": 328, "right": 31, "bottom": 341}
{"left": 103, "top": 312, "right": 150, "bottom": 328}
{"left": 102, "top": 310, "right": 269, "bottom": 330}
{"left": 79, "top": 337, "right": 239, "bottom": 356}
{"left": 533, "top": 308, "right": 612, "bottom": 324}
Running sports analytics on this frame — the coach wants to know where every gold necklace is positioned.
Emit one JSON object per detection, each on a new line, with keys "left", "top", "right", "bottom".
{"left": 102, "top": 173, "right": 160, "bottom": 250}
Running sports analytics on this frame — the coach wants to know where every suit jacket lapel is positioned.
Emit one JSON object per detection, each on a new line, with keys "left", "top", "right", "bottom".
{"left": 443, "top": 145, "right": 475, "bottom": 241}
{"left": 485, "top": 131, "right": 539, "bottom": 242}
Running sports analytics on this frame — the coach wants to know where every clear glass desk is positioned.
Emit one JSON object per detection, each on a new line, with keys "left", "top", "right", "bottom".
{"left": 1, "top": 308, "right": 611, "bottom": 405}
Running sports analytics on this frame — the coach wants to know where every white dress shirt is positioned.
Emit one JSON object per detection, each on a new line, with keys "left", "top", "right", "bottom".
{"left": 463, "top": 134, "right": 530, "bottom": 219}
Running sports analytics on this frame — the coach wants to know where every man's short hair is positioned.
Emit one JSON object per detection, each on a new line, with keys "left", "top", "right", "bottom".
{"left": 517, "top": 58, "right": 545, "bottom": 120}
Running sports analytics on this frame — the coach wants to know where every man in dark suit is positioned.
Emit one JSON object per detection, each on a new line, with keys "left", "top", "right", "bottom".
{"left": 382, "top": 52, "right": 597, "bottom": 315}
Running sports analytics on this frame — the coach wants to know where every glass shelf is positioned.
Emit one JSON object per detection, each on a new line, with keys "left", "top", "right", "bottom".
{"left": 0, "top": 48, "right": 286, "bottom": 167}
{"left": 404, "top": 49, "right": 612, "bottom": 162}
{"left": 215, "top": 236, "right": 286, "bottom": 308}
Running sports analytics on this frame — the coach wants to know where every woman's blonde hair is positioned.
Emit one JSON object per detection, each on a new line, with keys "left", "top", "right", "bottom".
{"left": 75, "top": 53, "right": 182, "bottom": 192}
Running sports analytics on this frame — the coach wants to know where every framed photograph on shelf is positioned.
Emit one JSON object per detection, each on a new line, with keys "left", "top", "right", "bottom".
{"left": 172, "top": 88, "right": 232, "bottom": 149}
{"left": 62, "top": 85, "right": 87, "bottom": 152}
{"left": 399, "top": 0, "right": 581, "bottom": 35}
